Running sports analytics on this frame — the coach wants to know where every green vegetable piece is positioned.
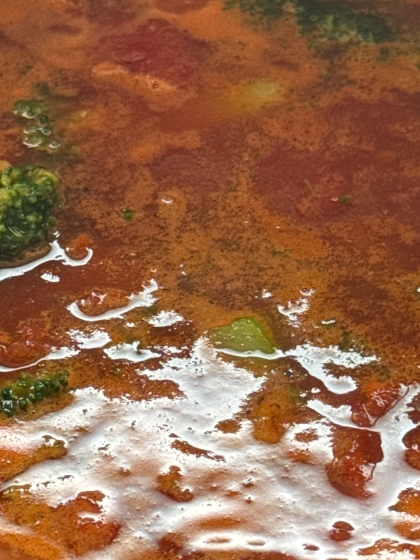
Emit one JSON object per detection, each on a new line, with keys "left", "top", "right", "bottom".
{"left": 14, "top": 99, "right": 46, "bottom": 119}
{"left": 122, "top": 208, "right": 136, "bottom": 221}
{"left": 18, "top": 399, "right": 28, "bottom": 411}
{"left": 209, "top": 317, "right": 275, "bottom": 354}
{"left": 0, "top": 371, "right": 69, "bottom": 417}
{"left": 2, "top": 400, "right": 15, "bottom": 417}
{"left": 0, "top": 165, "right": 59, "bottom": 260}
{"left": 296, "top": 0, "right": 392, "bottom": 44}
{"left": 58, "top": 376, "right": 68, "bottom": 386}
{"left": 339, "top": 194, "right": 352, "bottom": 204}
{"left": 24, "top": 133, "right": 44, "bottom": 148}
{"left": 13, "top": 98, "right": 61, "bottom": 151}
{"left": 48, "top": 140, "right": 61, "bottom": 150}
{"left": 38, "top": 115, "right": 50, "bottom": 126}
{"left": 1, "top": 388, "right": 12, "bottom": 400}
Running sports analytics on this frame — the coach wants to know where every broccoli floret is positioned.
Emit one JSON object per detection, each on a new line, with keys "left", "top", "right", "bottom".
{"left": 0, "top": 166, "right": 60, "bottom": 260}
{"left": 224, "top": 0, "right": 287, "bottom": 20}
{"left": 296, "top": 0, "right": 392, "bottom": 44}
{"left": 0, "top": 371, "right": 69, "bottom": 417}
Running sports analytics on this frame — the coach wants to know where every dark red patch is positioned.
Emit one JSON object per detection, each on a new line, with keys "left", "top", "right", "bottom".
{"left": 329, "top": 520, "right": 354, "bottom": 541}
{"left": 0, "top": 320, "right": 55, "bottom": 369}
{"left": 99, "top": 20, "right": 209, "bottom": 86}
{"left": 403, "top": 425, "right": 420, "bottom": 470}
{"left": 326, "top": 427, "right": 383, "bottom": 499}
{"left": 352, "top": 383, "right": 402, "bottom": 427}
{"left": 149, "top": 148, "right": 228, "bottom": 199}
{"left": 256, "top": 92, "right": 420, "bottom": 227}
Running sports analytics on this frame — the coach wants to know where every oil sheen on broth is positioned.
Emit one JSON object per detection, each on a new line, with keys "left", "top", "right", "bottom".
{"left": 0, "top": 0, "right": 419, "bottom": 559}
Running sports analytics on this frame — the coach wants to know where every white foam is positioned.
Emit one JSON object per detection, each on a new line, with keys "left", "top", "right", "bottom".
{"left": 69, "top": 329, "right": 112, "bottom": 349}
{"left": 67, "top": 280, "right": 159, "bottom": 322}
{"left": 1, "top": 339, "right": 417, "bottom": 560}
{"left": 217, "top": 343, "right": 375, "bottom": 394}
{"left": 104, "top": 342, "right": 160, "bottom": 362}
{"left": 146, "top": 310, "right": 184, "bottom": 327}
{"left": 40, "top": 272, "right": 60, "bottom": 283}
{"left": 0, "top": 240, "right": 93, "bottom": 283}
{"left": 278, "top": 288, "right": 315, "bottom": 326}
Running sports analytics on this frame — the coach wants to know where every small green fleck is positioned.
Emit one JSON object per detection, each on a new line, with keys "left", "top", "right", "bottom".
{"left": 1, "top": 388, "right": 12, "bottom": 400}
{"left": 2, "top": 400, "right": 15, "bottom": 417}
{"left": 48, "top": 140, "right": 61, "bottom": 150}
{"left": 18, "top": 399, "right": 28, "bottom": 411}
{"left": 208, "top": 317, "right": 275, "bottom": 354}
{"left": 34, "top": 82, "right": 52, "bottom": 97}
{"left": 339, "top": 194, "right": 352, "bottom": 204}
{"left": 339, "top": 331, "right": 353, "bottom": 351}
{"left": 289, "top": 387, "right": 307, "bottom": 405}
{"left": 272, "top": 248, "right": 291, "bottom": 257}
{"left": 122, "top": 208, "right": 136, "bottom": 221}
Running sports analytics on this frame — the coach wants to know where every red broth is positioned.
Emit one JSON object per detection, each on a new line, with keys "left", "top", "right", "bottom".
{"left": 0, "top": 0, "right": 419, "bottom": 558}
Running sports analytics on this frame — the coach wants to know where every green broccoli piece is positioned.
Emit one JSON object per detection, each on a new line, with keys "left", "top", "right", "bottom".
{"left": 0, "top": 371, "right": 69, "bottom": 417}
{"left": 0, "top": 165, "right": 60, "bottom": 260}
{"left": 296, "top": 0, "right": 392, "bottom": 44}
{"left": 224, "top": 0, "right": 287, "bottom": 20}
{"left": 208, "top": 317, "right": 275, "bottom": 354}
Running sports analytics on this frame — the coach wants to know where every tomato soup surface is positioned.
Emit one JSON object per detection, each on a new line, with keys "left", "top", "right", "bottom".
{"left": 0, "top": 0, "right": 420, "bottom": 559}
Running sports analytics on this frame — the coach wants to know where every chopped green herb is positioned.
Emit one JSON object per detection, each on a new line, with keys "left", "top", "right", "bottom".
{"left": 0, "top": 371, "right": 69, "bottom": 417}
{"left": 122, "top": 208, "right": 136, "bottom": 221}
{"left": 339, "top": 330, "right": 353, "bottom": 351}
